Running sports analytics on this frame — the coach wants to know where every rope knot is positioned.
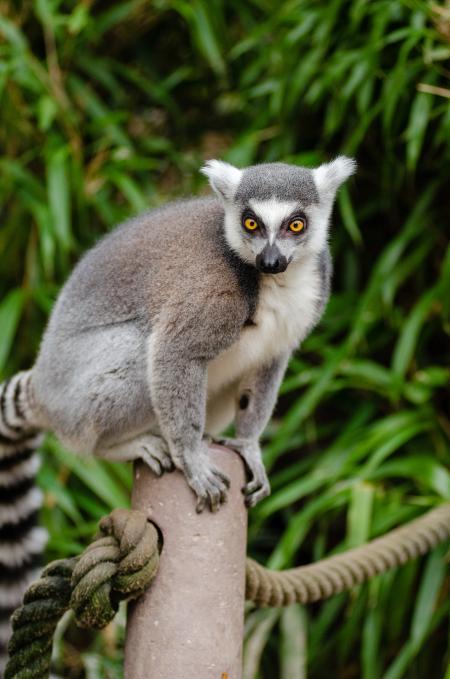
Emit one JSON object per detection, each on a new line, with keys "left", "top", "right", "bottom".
{"left": 5, "top": 509, "right": 160, "bottom": 678}
{"left": 71, "top": 509, "right": 160, "bottom": 628}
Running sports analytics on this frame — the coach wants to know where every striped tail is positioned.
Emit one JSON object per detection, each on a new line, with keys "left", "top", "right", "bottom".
{"left": 0, "top": 371, "right": 48, "bottom": 675}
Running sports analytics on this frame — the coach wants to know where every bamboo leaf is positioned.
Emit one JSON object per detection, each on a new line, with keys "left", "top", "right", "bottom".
{"left": 0, "top": 289, "right": 26, "bottom": 376}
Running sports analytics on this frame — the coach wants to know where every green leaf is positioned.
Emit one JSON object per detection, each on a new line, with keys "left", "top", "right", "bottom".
{"left": 347, "top": 482, "right": 374, "bottom": 547}
{"left": 173, "top": 0, "right": 226, "bottom": 75}
{"left": 0, "top": 288, "right": 26, "bottom": 376}
{"left": 406, "top": 89, "right": 434, "bottom": 171}
{"left": 37, "top": 96, "right": 58, "bottom": 132}
{"left": 392, "top": 288, "right": 437, "bottom": 378}
{"left": 383, "top": 546, "right": 447, "bottom": 679}
{"left": 373, "top": 457, "right": 450, "bottom": 499}
{"left": 243, "top": 609, "right": 280, "bottom": 679}
{"left": 362, "top": 603, "right": 382, "bottom": 679}
{"left": 280, "top": 606, "right": 307, "bottom": 679}
{"left": 46, "top": 145, "right": 72, "bottom": 252}
{"left": 0, "top": 15, "right": 28, "bottom": 50}
{"left": 338, "top": 183, "right": 362, "bottom": 245}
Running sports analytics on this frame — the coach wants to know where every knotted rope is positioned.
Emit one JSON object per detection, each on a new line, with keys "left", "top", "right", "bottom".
{"left": 5, "top": 509, "right": 160, "bottom": 679}
{"left": 5, "top": 503, "right": 450, "bottom": 678}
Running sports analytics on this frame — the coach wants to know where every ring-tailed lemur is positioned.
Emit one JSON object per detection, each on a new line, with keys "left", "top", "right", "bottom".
{"left": 0, "top": 156, "right": 355, "bottom": 663}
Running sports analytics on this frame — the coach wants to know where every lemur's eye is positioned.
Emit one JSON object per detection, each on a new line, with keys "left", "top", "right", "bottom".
{"left": 289, "top": 218, "right": 306, "bottom": 233}
{"left": 244, "top": 217, "right": 258, "bottom": 231}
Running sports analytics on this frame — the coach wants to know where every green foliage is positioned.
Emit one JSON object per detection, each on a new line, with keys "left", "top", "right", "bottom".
{"left": 0, "top": 0, "right": 449, "bottom": 677}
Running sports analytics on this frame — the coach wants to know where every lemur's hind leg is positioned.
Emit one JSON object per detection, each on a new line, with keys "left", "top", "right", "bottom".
{"left": 96, "top": 433, "right": 175, "bottom": 477}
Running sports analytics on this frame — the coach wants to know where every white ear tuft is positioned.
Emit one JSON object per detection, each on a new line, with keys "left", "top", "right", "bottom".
{"left": 200, "top": 159, "right": 243, "bottom": 202}
{"left": 313, "top": 156, "right": 356, "bottom": 200}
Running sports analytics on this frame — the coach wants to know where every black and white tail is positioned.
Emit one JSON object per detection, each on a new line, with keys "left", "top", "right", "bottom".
{"left": 0, "top": 371, "right": 48, "bottom": 675}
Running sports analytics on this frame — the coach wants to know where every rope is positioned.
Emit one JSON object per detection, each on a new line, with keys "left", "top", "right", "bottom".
{"left": 246, "top": 503, "right": 450, "bottom": 606}
{"left": 5, "top": 509, "right": 160, "bottom": 679}
{"left": 4, "top": 503, "right": 450, "bottom": 678}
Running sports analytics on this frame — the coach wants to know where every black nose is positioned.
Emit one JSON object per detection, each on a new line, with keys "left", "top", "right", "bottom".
{"left": 256, "top": 244, "right": 288, "bottom": 274}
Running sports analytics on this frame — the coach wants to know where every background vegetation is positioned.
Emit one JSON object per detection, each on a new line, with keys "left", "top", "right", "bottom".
{"left": 1, "top": 0, "right": 449, "bottom": 677}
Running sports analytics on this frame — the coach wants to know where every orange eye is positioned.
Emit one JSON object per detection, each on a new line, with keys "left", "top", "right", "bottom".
{"left": 244, "top": 217, "right": 258, "bottom": 231}
{"left": 289, "top": 218, "right": 305, "bottom": 233}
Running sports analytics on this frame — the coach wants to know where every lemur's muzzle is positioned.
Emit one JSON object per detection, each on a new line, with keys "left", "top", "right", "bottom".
{"left": 256, "top": 244, "right": 288, "bottom": 274}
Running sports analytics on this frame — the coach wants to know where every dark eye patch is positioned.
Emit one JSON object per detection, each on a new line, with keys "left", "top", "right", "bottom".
{"left": 281, "top": 212, "right": 308, "bottom": 236}
{"left": 241, "top": 209, "right": 258, "bottom": 223}
{"left": 241, "top": 209, "right": 267, "bottom": 235}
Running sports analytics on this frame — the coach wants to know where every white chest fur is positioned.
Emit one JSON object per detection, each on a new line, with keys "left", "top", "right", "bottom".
{"left": 207, "top": 255, "right": 321, "bottom": 395}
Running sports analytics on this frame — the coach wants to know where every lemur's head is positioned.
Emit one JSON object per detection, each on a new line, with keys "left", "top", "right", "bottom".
{"left": 201, "top": 157, "right": 356, "bottom": 274}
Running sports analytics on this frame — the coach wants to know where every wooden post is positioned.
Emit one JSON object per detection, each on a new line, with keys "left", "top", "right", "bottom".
{"left": 124, "top": 445, "right": 247, "bottom": 679}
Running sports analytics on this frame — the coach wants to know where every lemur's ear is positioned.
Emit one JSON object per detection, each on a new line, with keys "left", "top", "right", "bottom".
{"left": 201, "top": 159, "right": 243, "bottom": 202}
{"left": 313, "top": 156, "right": 356, "bottom": 201}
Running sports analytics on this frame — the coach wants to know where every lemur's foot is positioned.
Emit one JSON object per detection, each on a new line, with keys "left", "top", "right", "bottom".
{"left": 181, "top": 444, "right": 230, "bottom": 513}
{"left": 138, "top": 435, "right": 175, "bottom": 476}
{"left": 96, "top": 433, "right": 174, "bottom": 476}
{"left": 218, "top": 437, "right": 270, "bottom": 508}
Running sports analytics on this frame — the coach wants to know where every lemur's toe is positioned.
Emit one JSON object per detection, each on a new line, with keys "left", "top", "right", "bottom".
{"left": 142, "top": 453, "right": 164, "bottom": 476}
{"left": 245, "top": 485, "right": 270, "bottom": 508}
{"left": 243, "top": 478, "right": 270, "bottom": 507}
{"left": 196, "top": 496, "right": 207, "bottom": 513}
{"left": 160, "top": 456, "right": 175, "bottom": 472}
{"left": 213, "top": 469, "right": 230, "bottom": 487}
{"left": 141, "top": 444, "right": 174, "bottom": 477}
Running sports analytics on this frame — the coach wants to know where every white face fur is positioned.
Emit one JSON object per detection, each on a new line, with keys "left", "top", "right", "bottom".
{"left": 201, "top": 157, "right": 356, "bottom": 272}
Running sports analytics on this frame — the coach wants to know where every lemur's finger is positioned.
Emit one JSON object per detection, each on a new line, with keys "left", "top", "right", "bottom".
{"left": 213, "top": 483, "right": 228, "bottom": 506}
{"left": 243, "top": 478, "right": 261, "bottom": 495}
{"left": 211, "top": 489, "right": 228, "bottom": 511}
{"left": 207, "top": 482, "right": 222, "bottom": 511}
{"left": 141, "top": 446, "right": 173, "bottom": 477}
{"left": 142, "top": 453, "right": 163, "bottom": 477}
{"left": 196, "top": 495, "right": 207, "bottom": 513}
{"left": 212, "top": 469, "right": 230, "bottom": 488}
{"left": 160, "top": 456, "right": 175, "bottom": 472}
{"left": 209, "top": 491, "right": 221, "bottom": 512}
{"left": 245, "top": 485, "right": 270, "bottom": 508}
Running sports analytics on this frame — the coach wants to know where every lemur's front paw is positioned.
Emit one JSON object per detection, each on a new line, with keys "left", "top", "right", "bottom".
{"left": 218, "top": 437, "right": 270, "bottom": 508}
{"left": 139, "top": 435, "right": 175, "bottom": 476}
{"left": 183, "top": 447, "right": 230, "bottom": 513}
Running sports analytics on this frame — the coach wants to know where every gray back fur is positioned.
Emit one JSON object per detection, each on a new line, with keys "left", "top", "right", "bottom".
{"left": 31, "top": 198, "right": 258, "bottom": 451}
